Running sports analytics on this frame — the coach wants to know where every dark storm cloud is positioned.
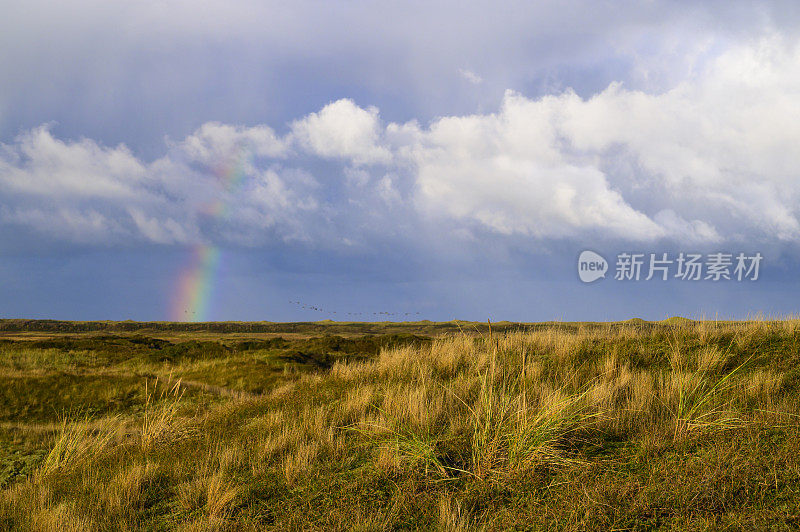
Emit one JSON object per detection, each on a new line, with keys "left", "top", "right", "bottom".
{"left": 2, "top": 0, "right": 800, "bottom": 320}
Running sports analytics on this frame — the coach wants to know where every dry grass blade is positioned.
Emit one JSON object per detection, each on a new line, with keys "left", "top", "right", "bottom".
{"left": 141, "top": 376, "right": 187, "bottom": 451}
{"left": 40, "top": 414, "right": 121, "bottom": 475}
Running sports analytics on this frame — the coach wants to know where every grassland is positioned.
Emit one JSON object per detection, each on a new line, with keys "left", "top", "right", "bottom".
{"left": 0, "top": 319, "right": 798, "bottom": 530}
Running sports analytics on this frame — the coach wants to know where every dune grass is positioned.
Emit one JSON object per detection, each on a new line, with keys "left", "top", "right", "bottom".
{"left": 0, "top": 320, "right": 798, "bottom": 529}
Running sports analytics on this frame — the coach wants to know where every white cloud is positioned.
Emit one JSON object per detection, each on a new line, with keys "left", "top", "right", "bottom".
{"left": 0, "top": 206, "right": 124, "bottom": 244}
{"left": 376, "top": 175, "right": 401, "bottom": 205}
{"left": 343, "top": 167, "right": 371, "bottom": 188}
{"left": 558, "top": 36, "right": 800, "bottom": 240}
{"left": 3, "top": 36, "right": 800, "bottom": 250}
{"left": 458, "top": 68, "right": 483, "bottom": 84}
{"left": 290, "top": 99, "right": 391, "bottom": 166}
{"left": 128, "top": 208, "right": 189, "bottom": 245}
{"left": 0, "top": 125, "right": 149, "bottom": 199}
{"left": 177, "top": 122, "right": 288, "bottom": 165}
{"left": 652, "top": 210, "right": 721, "bottom": 244}
{"left": 0, "top": 123, "right": 319, "bottom": 246}
{"left": 399, "top": 93, "right": 663, "bottom": 240}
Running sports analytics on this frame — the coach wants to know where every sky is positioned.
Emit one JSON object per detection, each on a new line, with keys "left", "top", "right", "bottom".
{"left": 1, "top": 0, "right": 800, "bottom": 322}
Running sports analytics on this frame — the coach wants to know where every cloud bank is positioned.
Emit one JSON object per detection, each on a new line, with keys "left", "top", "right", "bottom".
{"left": 1, "top": 36, "right": 799, "bottom": 253}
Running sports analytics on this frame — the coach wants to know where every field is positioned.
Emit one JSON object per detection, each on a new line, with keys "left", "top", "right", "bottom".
{"left": 0, "top": 318, "right": 798, "bottom": 530}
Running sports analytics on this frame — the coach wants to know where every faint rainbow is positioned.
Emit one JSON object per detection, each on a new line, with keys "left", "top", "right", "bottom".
{"left": 171, "top": 145, "right": 251, "bottom": 322}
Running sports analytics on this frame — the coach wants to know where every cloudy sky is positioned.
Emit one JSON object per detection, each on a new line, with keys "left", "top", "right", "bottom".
{"left": 2, "top": 0, "right": 800, "bottom": 322}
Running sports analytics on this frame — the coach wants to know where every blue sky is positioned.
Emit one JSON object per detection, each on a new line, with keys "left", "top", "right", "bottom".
{"left": 1, "top": 1, "right": 800, "bottom": 322}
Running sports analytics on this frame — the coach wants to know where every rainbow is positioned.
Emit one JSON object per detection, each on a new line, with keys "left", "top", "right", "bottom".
{"left": 170, "top": 145, "right": 251, "bottom": 322}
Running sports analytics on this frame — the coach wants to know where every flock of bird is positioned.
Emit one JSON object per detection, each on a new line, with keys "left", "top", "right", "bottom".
{"left": 289, "top": 300, "right": 421, "bottom": 318}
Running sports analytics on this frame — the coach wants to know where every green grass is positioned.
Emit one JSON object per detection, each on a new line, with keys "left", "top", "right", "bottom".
{"left": 0, "top": 320, "right": 798, "bottom": 529}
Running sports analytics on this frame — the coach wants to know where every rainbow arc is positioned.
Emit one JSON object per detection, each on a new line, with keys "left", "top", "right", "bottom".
{"left": 171, "top": 145, "right": 251, "bottom": 322}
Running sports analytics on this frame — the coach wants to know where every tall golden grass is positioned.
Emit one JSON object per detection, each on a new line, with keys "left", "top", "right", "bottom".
{"left": 2, "top": 320, "right": 798, "bottom": 529}
{"left": 338, "top": 321, "right": 797, "bottom": 482}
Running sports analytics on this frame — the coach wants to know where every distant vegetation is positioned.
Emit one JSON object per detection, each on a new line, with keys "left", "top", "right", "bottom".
{"left": 0, "top": 317, "right": 700, "bottom": 336}
{"left": 0, "top": 320, "right": 798, "bottom": 529}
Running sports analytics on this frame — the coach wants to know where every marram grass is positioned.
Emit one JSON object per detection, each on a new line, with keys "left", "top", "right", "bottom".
{"left": 0, "top": 321, "right": 799, "bottom": 529}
